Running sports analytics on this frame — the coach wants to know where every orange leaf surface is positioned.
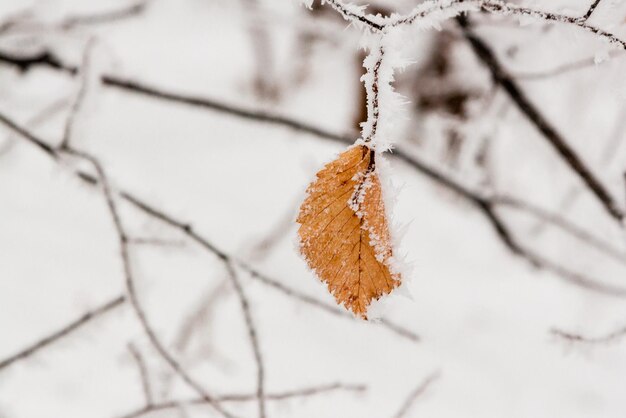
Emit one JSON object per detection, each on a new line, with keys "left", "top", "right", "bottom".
{"left": 297, "top": 144, "right": 401, "bottom": 319}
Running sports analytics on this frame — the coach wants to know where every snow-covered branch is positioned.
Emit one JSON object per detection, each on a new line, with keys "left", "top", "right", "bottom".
{"left": 320, "top": 0, "right": 626, "bottom": 50}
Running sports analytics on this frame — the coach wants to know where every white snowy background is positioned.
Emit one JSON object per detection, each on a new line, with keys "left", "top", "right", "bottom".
{"left": 1, "top": 0, "right": 626, "bottom": 417}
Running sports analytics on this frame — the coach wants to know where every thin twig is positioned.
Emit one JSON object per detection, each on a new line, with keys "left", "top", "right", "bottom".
{"left": 60, "top": 38, "right": 97, "bottom": 149}
{"left": 60, "top": 1, "right": 148, "bottom": 29}
{"left": 514, "top": 50, "right": 624, "bottom": 81}
{"left": 0, "top": 295, "right": 125, "bottom": 371}
{"left": 0, "top": 111, "right": 58, "bottom": 158}
{"left": 527, "top": 105, "right": 626, "bottom": 237}
{"left": 225, "top": 262, "right": 266, "bottom": 418}
{"left": 391, "top": 370, "right": 441, "bottom": 418}
{"left": 245, "top": 199, "right": 299, "bottom": 262}
{"left": 551, "top": 325, "right": 626, "bottom": 345}
{"left": 116, "top": 382, "right": 366, "bottom": 418}
{"left": 492, "top": 194, "right": 626, "bottom": 268}
{"left": 128, "top": 237, "right": 186, "bottom": 247}
{"left": 7, "top": 18, "right": 333, "bottom": 149}
{"left": 159, "top": 280, "right": 230, "bottom": 397}
{"left": 0, "top": 1, "right": 146, "bottom": 34}
{"left": 128, "top": 343, "right": 154, "bottom": 407}
{"left": 0, "top": 95, "right": 71, "bottom": 158}
{"left": 238, "top": 264, "right": 421, "bottom": 342}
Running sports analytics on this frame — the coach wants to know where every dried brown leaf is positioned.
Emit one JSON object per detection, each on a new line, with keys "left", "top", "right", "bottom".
{"left": 297, "top": 144, "right": 401, "bottom": 319}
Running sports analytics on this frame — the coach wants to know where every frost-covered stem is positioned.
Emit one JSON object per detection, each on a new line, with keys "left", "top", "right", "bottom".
{"left": 323, "top": 0, "right": 384, "bottom": 31}
{"left": 0, "top": 295, "right": 125, "bottom": 371}
{"left": 319, "top": 0, "right": 626, "bottom": 50}
{"left": 581, "top": 0, "right": 602, "bottom": 22}
{"left": 362, "top": 45, "right": 384, "bottom": 146}
{"left": 386, "top": 0, "right": 483, "bottom": 27}
{"left": 480, "top": 1, "right": 626, "bottom": 50}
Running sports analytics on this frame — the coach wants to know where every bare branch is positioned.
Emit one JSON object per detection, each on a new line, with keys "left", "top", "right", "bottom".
{"left": 245, "top": 200, "right": 299, "bottom": 262}
{"left": 238, "top": 264, "right": 421, "bottom": 342}
{"left": 114, "top": 180, "right": 421, "bottom": 342}
{"left": 60, "top": 148, "right": 238, "bottom": 418}
{"left": 225, "top": 262, "right": 266, "bottom": 418}
{"left": 0, "top": 110, "right": 413, "bottom": 415}
{"left": 158, "top": 280, "right": 230, "bottom": 397}
{"left": 0, "top": 47, "right": 76, "bottom": 74}
{"left": 0, "top": 295, "right": 125, "bottom": 371}
{"left": 581, "top": 0, "right": 603, "bottom": 23}
{"left": 391, "top": 371, "right": 441, "bottom": 418}
{"left": 0, "top": 95, "right": 71, "bottom": 158}
{"left": 457, "top": 15, "right": 625, "bottom": 225}
{"left": 321, "top": 0, "right": 626, "bottom": 50}
{"left": 0, "top": 1, "right": 147, "bottom": 34}
{"left": 0, "top": 105, "right": 421, "bottom": 342}
{"left": 116, "top": 382, "right": 367, "bottom": 418}
{"left": 5, "top": 47, "right": 621, "bottom": 269}
{"left": 60, "top": 38, "right": 97, "bottom": 149}
{"left": 173, "top": 280, "right": 229, "bottom": 354}
{"left": 480, "top": 1, "right": 625, "bottom": 49}
{"left": 22, "top": 52, "right": 237, "bottom": 417}
{"left": 128, "top": 343, "right": 154, "bottom": 407}
{"left": 2, "top": 104, "right": 625, "bottom": 312}
{"left": 551, "top": 325, "right": 626, "bottom": 345}
{"left": 60, "top": 2, "right": 148, "bottom": 29}
{"left": 0, "top": 48, "right": 353, "bottom": 144}
{"left": 492, "top": 194, "right": 626, "bottom": 268}
{"left": 513, "top": 51, "right": 624, "bottom": 81}
{"left": 128, "top": 237, "right": 186, "bottom": 247}
{"left": 0, "top": 111, "right": 58, "bottom": 158}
